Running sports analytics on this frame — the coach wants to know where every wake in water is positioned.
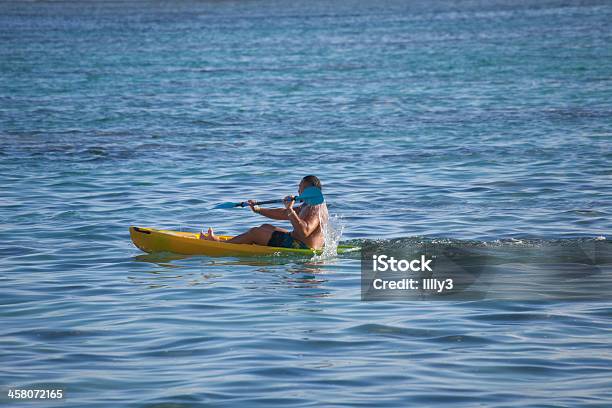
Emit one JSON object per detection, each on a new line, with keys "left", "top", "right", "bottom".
{"left": 345, "top": 235, "right": 609, "bottom": 258}
{"left": 339, "top": 236, "right": 611, "bottom": 269}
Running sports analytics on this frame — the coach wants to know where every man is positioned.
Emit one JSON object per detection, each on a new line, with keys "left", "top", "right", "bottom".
{"left": 201, "top": 175, "right": 328, "bottom": 250}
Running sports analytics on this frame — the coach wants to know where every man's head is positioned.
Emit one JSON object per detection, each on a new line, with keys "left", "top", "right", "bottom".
{"left": 299, "top": 175, "right": 322, "bottom": 194}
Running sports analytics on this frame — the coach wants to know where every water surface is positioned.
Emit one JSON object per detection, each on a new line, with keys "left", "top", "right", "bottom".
{"left": 1, "top": 0, "right": 611, "bottom": 406}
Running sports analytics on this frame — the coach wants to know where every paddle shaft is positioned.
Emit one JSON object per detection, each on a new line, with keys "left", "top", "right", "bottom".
{"left": 214, "top": 186, "right": 323, "bottom": 209}
{"left": 235, "top": 196, "right": 297, "bottom": 208}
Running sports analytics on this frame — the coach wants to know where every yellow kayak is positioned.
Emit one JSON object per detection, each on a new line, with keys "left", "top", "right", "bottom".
{"left": 130, "top": 226, "right": 357, "bottom": 257}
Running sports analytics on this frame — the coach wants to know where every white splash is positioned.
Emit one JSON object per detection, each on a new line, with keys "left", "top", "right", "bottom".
{"left": 313, "top": 212, "right": 345, "bottom": 260}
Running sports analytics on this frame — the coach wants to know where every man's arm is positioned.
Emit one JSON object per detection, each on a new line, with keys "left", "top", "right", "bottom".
{"left": 256, "top": 207, "right": 289, "bottom": 220}
{"left": 249, "top": 201, "right": 303, "bottom": 220}
{"left": 287, "top": 205, "right": 320, "bottom": 240}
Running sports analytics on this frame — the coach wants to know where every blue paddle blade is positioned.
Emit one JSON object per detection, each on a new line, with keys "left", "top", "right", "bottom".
{"left": 297, "top": 186, "right": 324, "bottom": 205}
{"left": 214, "top": 202, "right": 238, "bottom": 209}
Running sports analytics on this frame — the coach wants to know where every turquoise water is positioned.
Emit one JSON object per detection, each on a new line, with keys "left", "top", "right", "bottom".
{"left": 1, "top": 0, "right": 611, "bottom": 406}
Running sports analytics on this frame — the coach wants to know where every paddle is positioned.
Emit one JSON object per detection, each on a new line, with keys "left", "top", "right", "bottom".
{"left": 214, "top": 186, "right": 324, "bottom": 209}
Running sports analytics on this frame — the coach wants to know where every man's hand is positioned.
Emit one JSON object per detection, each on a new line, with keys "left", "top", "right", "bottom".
{"left": 247, "top": 200, "right": 260, "bottom": 213}
{"left": 283, "top": 195, "right": 295, "bottom": 210}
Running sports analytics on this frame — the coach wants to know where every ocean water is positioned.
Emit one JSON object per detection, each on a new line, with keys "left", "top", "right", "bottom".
{"left": 1, "top": 0, "right": 611, "bottom": 406}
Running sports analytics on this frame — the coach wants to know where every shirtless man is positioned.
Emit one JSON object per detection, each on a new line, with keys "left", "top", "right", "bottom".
{"left": 201, "top": 175, "right": 328, "bottom": 250}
